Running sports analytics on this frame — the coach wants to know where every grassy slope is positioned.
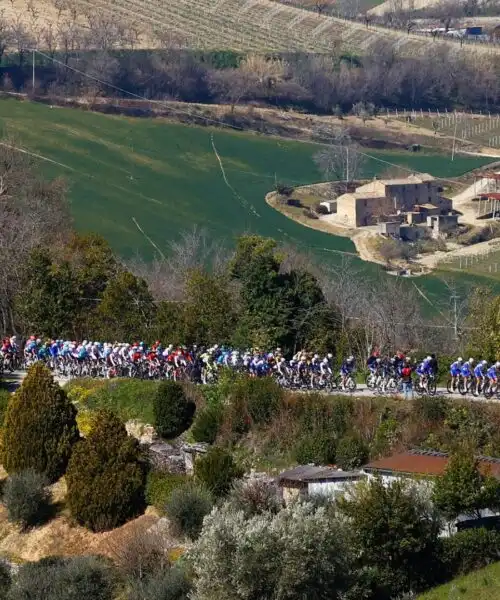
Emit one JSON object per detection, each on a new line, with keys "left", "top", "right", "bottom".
{"left": 0, "top": 97, "right": 496, "bottom": 300}
{"left": 418, "top": 561, "right": 500, "bottom": 600}
{"left": 66, "top": 378, "right": 158, "bottom": 423}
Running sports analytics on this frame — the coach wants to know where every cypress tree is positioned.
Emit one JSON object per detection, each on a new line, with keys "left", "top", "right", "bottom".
{"left": 66, "top": 409, "right": 146, "bottom": 532}
{"left": 2, "top": 363, "right": 79, "bottom": 482}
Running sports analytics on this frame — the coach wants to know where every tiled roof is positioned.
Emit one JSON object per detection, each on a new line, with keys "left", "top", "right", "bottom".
{"left": 364, "top": 449, "right": 500, "bottom": 478}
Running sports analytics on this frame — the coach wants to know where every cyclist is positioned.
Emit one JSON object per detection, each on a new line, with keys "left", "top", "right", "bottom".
{"left": 319, "top": 353, "right": 333, "bottom": 384}
{"left": 340, "top": 356, "right": 355, "bottom": 390}
{"left": 416, "top": 356, "right": 432, "bottom": 389}
{"left": 486, "top": 362, "right": 500, "bottom": 395}
{"left": 461, "top": 358, "right": 474, "bottom": 390}
{"left": 449, "top": 357, "right": 463, "bottom": 391}
{"left": 473, "top": 359, "right": 488, "bottom": 393}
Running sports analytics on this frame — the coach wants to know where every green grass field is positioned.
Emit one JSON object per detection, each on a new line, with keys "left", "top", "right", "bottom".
{"left": 439, "top": 247, "right": 500, "bottom": 281}
{"left": 400, "top": 115, "right": 500, "bottom": 149}
{"left": 418, "top": 561, "right": 500, "bottom": 600}
{"left": 0, "top": 97, "right": 496, "bottom": 302}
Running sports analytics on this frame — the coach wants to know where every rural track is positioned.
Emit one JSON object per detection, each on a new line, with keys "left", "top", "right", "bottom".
{"left": 6, "top": 371, "right": 493, "bottom": 403}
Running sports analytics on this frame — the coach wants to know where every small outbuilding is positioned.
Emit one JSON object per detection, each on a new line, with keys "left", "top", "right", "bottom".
{"left": 400, "top": 225, "right": 423, "bottom": 242}
{"left": 319, "top": 200, "right": 337, "bottom": 214}
{"left": 277, "top": 465, "right": 366, "bottom": 503}
{"left": 427, "top": 214, "right": 459, "bottom": 238}
{"left": 378, "top": 221, "right": 401, "bottom": 236}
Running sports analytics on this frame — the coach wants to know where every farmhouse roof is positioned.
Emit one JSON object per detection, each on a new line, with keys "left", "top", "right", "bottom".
{"left": 355, "top": 174, "right": 435, "bottom": 194}
{"left": 416, "top": 203, "right": 439, "bottom": 210}
{"left": 277, "top": 465, "right": 365, "bottom": 486}
{"left": 364, "top": 449, "right": 500, "bottom": 478}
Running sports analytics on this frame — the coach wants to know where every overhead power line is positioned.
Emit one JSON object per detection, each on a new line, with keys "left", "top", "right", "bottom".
{"left": 29, "top": 49, "right": 478, "bottom": 189}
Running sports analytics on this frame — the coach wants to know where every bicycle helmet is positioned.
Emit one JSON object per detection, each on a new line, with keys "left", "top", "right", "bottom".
{"left": 469, "top": 358, "right": 475, "bottom": 364}
{"left": 327, "top": 353, "right": 333, "bottom": 359}
{"left": 482, "top": 359, "right": 488, "bottom": 366}
{"left": 496, "top": 362, "right": 500, "bottom": 368}
{"left": 457, "top": 357, "right": 463, "bottom": 362}
{"left": 348, "top": 355, "right": 354, "bottom": 362}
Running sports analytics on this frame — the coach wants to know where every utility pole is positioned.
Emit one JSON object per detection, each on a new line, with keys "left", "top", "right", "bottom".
{"left": 451, "top": 118, "right": 458, "bottom": 161}
{"left": 346, "top": 146, "right": 349, "bottom": 184}
{"left": 32, "top": 49, "right": 36, "bottom": 92}
{"left": 451, "top": 292, "right": 459, "bottom": 340}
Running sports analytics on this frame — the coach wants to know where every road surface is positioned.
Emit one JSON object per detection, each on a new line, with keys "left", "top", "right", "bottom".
{"left": 4, "top": 371, "right": 493, "bottom": 402}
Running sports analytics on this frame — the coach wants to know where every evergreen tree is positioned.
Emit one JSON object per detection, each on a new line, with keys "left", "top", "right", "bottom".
{"left": 433, "top": 451, "right": 500, "bottom": 521}
{"left": 92, "top": 271, "right": 155, "bottom": 341}
{"left": 2, "top": 363, "right": 79, "bottom": 483}
{"left": 231, "top": 235, "right": 335, "bottom": 352}
{"left": 182, "top": 269, "right": 236, "bottom": 345}
{"left": 66, "top": 409, "right": 146, "bottom": 532}
{"left": 15, "top": 248, "right": 79, "bottom": 338}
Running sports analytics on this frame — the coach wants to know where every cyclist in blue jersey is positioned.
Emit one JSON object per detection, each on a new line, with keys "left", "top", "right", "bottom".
{"left": 486, "top": 362, "right": 499, "bottom": 388}
{"left": 416, "top": 356, "right": 432, "bottom": 388}
{"left": 449, "top": 357, "right": 463, "bottom": 391}
{"left": 474, "top": 359, "right": 488, "bottom": 390}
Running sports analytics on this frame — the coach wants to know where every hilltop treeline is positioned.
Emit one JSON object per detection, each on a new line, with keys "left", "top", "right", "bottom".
{"left": 2, "top": 44, "right": 500, "bottom": 115}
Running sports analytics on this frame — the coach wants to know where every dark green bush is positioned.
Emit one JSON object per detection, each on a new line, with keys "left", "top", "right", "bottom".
{"left": 0, "top": 561, "right": 11, "bottom": 597}
{"left": 336, "top": 434, "right": 369, "bottom": 471}
{"left": 145, "top": 472, "right": 188, "bottom": 511}
{"left": 0, "top": 389, "right": 11, "bottom": 428}
{"left": 191, "top": 404, "right": 223, "bottom": 444}
{"left": 230, "top": 377, "right": 282, "bottom": 426}
{"left": 154, "top": 382, "right": 196, "bottom": 439}
{"left": 3, "top": 469, "right": 50, "bottom": 530}
{"left": 127, "top": 566, "right": 191, "bottom": 600}
{"left": 2, "top": 363, "right": 79, "bottom": 482}
{"left": 165, "top": 483, "right": 214, "bottom": 541}
{"left": 293, "top": 432, "right": 336, "bottom": 465}
{"left": 440, "top": 528, "right": 500, "bottom": 578}
{"left": 413, "top": 395, "right": 449, "bottom": 424}
{"left": 7, "top": 555, "right": 115, "bottom": 600}
{"left": 194, "top": 447, "right": 244, "bottom": 497}
{"left": 66, "top": 409, "right": 146, "bottom": 532}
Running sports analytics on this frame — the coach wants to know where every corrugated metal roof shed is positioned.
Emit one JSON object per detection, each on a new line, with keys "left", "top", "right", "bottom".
{"left": 278, "top": 465, "right": 365, "bottom": 486}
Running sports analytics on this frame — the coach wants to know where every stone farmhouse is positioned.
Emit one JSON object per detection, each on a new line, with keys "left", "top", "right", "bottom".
{"left": 334, "top": 174, "right": 453, "bottom": 229}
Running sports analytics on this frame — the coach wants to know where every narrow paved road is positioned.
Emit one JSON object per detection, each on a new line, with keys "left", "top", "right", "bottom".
{"left": 5, "top": 371, "right": 492, "bottom": 402}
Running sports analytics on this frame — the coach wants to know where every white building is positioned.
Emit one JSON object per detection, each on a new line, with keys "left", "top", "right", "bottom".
{"left": 277, "top": 465, "right": 366, "bottom": 504}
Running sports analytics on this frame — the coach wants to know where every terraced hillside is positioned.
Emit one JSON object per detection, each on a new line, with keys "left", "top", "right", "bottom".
{"left": 8, "top": 0, "right": 500, "bottom": 55}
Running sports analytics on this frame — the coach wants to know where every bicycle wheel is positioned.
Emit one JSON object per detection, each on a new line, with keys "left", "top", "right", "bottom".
{"left": 484, "top": 382, "right": 493, "bottom": 399}
{"left": 428, "top": 379, "right": 437, "bottom": 396}
{"left": 446, "top": 378, "right": 455, "bottom": 394}
{"left": 347, "top": 377, "right": 357, "bottom": 392}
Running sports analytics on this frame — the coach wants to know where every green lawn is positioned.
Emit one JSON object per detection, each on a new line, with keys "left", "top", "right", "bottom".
{"left": 66, "top": 378, "right": 158, "bottom": 424}
{"left": 418, "top": 561, "right": 500, "bottom": 600}
{"left": 0, "top": 97, "right": 496, "bottom": 303}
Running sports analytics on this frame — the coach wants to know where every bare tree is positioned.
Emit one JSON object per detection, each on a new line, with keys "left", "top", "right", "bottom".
{"left": 105, "top": 520, "right": 171, "bottom": 583}
{"left": 0, "top": 139, "right": 71, "bottom": 334}
{"left": 128, "top": 226, "right": 229, "bottom": 302}
{"left": 313, "top": 127, "right": 365, "bottom": 186}
{"left": 9, "top": 15, "right": 36, "bottom": 67}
